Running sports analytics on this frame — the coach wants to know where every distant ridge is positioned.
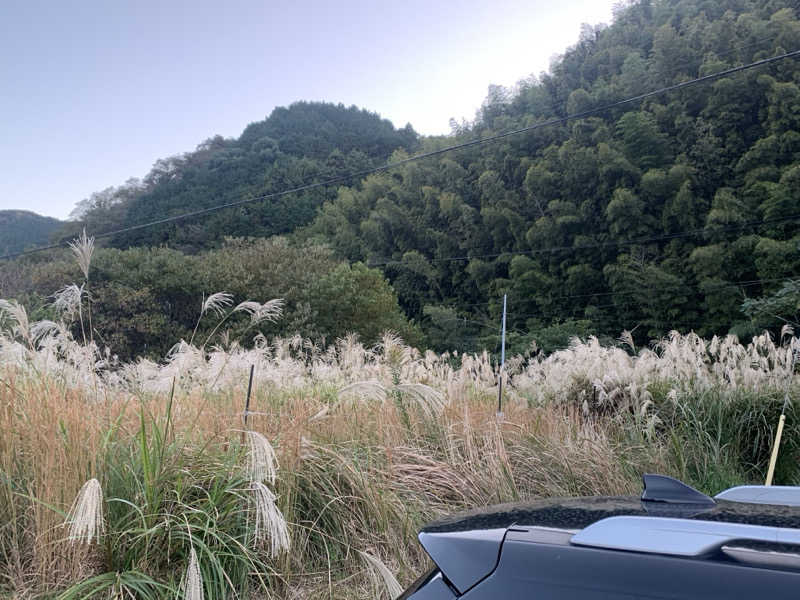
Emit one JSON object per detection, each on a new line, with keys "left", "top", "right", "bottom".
{"left": 0, "top": 210, "right": 63, "bottom": 256}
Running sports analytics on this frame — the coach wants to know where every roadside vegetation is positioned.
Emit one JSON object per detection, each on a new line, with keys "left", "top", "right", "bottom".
{"left": 3, "top": 1, "right": 800, "bottom": 597}
{"left": 1, "top": 274, "right": 797, "bottom": 597}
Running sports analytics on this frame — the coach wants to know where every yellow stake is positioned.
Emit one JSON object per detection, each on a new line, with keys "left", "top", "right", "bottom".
{"left": 766, "top": 348, "right": 798, "bottom": 486}
{"left": 765, "top": 413, "right": 786, "bottom": 486}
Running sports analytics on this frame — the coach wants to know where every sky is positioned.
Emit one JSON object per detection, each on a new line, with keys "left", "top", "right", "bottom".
{"left": 0, "top": 0, "right": 617, "bottom": 220}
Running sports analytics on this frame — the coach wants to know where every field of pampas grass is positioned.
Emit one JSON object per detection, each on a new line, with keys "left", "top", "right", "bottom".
{"left": 1, "top": 285, "right": 799, "bottom": 598}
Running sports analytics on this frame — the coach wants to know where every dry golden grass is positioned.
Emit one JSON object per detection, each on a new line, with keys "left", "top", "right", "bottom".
{"left": 0, "top": 318, "right": 797, "bottom": 598}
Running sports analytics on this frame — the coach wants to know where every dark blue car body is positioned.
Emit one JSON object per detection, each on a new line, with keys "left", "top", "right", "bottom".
{"left": 399, "top": 475, "right": 800, "bottom": 599}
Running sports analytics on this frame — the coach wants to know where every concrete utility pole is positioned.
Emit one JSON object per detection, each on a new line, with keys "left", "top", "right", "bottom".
{"left": 497, "top": 294, "right": 507, "bottom": 418}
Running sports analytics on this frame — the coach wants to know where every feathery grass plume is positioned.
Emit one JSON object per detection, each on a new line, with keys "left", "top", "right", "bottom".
{"left": 250, "top": 482, "right": 290, "bottom": 557}
{"left": 618, "top": 330, "right": 635, "bottom": 353}
{"left": 380, "top": 332, "right": 411, "bottom": 383}
{"left": 52, "top": 284, "right": 86, "bottom": 321}
{"left": 245, "top": 431, "right": 278, "bottom": 485}
{"left": 182, "top": 546, "right": 204, "bottom": 600}
{"left": 68, "top": 229, "right": 94, "bottom": 281}
{"left": 359, "top": 550, "right": 402, "bottom": 599}
{"left": 64, "top": 478, "right": 105, "bottom": 544}
{"left": 338, "top": 380, "right": 444, "bottom": 416}
{"left": 339, "top": 380, "right": 388, "bottom": 403}
{"left": 30, "top": 320, "right": 60, "bottom": 345}
{"left": 201, "top": 292, "right": 234, "bottom": 318}
{"left": 394, "top": 383, "right": 446, "bottom": 416}
{"left": 0, "top": 298, "right": 31, "bottom": 345}
{"left": 232, "top": 301, "right": 261, "bottom": 318}
{"left": 234, "top": 298, "right": 285, "bottom": 325}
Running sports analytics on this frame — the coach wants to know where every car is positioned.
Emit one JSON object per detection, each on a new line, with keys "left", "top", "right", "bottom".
{"left": 398, "top": 474, "right": 800, "bottom": 599}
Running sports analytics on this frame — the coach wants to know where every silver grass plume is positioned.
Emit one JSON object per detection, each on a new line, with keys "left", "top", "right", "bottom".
{"left": 0, "top": 299, "right": 31, "bottom": 344}
{"left": 52, "top": 284, "right": 85, "bottom": 321}
{"left": 201, "top": 292, "right": 234, "bottom": 318}
{"left": 64, "top": 478, "right": 105, "bottom": 544}
{"left": 394, "top": 383, "right": 446, "bottom": 416}
{"left": 245, "top": 431, "right": 278, "bottom": 485}
{"left": 234, "top": 298, "right": 284, "bottom": 325}
{"left": 232, "top": 301, "right": 261, "bottom": 318}
{"left": 30, "top": 320, "right": 60, "bottom": 344}
{"left": 68, "top": 229, "right": 94, "bottom": 280}
{"left": 339, "top": 380, "right": 388, "bottom": 403}
{"left": 618, "top": 330, "right": 636, "bottom": 353}
{"left": 338, "top": 380, "right": 445, "bottom": 416}
{"left": 250, "top": 482, "right": 290, "bottom": 557}
{"left": 182, "top": 546, "right": 204, "bottom": 600}
{"left": 360, "top": 550, "right": 403, "bottom": 599}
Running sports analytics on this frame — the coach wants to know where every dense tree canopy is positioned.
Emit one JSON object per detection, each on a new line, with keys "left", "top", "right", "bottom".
{"left": 0, "top": 238, "right": 417, "bottom": 360}
{"left": 59, "top": 102, "right": 418, "bottom": 252}
{"left": 303, "top": 0, "right": 800, "bottom": 350}
{"left": 4, "top": 0, "right": 800, "bottom": 357}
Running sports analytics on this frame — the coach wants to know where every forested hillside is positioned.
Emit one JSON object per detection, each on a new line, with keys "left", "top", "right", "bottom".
{"left": 61, "top": 102, "right": 418, "bottom": 251}
{"left": 0, "top": 210, "right": 62, "bottom": 256}
{"left": 4, "top": 0, "right": 800, "bottom": 358}
{"left": 304, "top": 0, "right": 800, "bottom": 350}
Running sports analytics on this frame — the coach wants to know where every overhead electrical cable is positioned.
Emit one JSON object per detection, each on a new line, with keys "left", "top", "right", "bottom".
{"left": 438, "top": 276, "right": 798, "bottom": 327}
{"left": 453, "top": 276, "right": 800, "bottom": 309}
{"left": 368, "top": 213, "right": 800, "bottom": 267}
{"left": 3, "top": 48, "right": 800, "bottom": 262}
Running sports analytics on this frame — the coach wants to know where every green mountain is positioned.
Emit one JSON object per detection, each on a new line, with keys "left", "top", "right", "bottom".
{"left": 61, "top": 102, "right": 418, "bottom": 251}
{"left": 0, "top": 210, "right": 62, "bottom": 256}
{"left": 9, "top": 0, "right": 800, "bottom": 358}
{"left": 303, "top": 0, "right": 800, "bottom": 349}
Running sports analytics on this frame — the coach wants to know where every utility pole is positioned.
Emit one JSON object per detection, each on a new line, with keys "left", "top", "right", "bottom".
{"left": 240, "top": 364, "right": 255, "bottom": 445}
{"left": 497, "top": 294, "right": 507, "bottom": 418}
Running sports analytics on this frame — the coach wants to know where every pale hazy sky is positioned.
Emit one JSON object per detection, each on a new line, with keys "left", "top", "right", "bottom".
{"left": 0, "top": 0, "right": 617, "bottom": 220}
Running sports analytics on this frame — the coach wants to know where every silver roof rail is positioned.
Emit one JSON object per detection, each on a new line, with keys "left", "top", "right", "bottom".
{"left": 715, "top": 485, "right": 800, "bottom": 507}
{"left": 570, "top": 516, "right": 800, "bottom": 557}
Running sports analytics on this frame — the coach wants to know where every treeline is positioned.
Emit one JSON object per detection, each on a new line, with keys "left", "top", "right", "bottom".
{"left": 1, "top": 238, "right": 416, "bottom": 361}
{"left": 4, "top": 0, "right": 800, "bottom": 359}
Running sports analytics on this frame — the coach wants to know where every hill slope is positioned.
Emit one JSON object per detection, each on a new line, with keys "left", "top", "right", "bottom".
{"left": 0, "top": 210, "right": 62, "bottom": 256}
{"left": 63, "top": 102, "right": 418, "bottom": 251}
{"left": 17, "top": 0, "right": 800, "bottom": 356}
{"left": 302, "top": 0, "right": 800, "bottom": 348}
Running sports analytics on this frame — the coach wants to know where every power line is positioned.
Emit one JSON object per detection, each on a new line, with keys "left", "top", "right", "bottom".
{"left": 512, "top": 275, "right": 799, "bottom": 304}
{"left": 3, "top": 48, "right": 800, "bottom": 262}
{"left": 426, "top": 276, "right": 798, "bottom": 313}
{"left": 368, "top": 213, "right": 800, "bottom": 267}
{"left": 438, "top": 276, "right": 798, "bottom": 324}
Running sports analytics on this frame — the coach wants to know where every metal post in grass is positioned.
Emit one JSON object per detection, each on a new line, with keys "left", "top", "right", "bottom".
{"left": 497, "top": 294, "right": 507, "bottom": 420}
{"left": 240, "top": 364, "right": 255, "bottom": 445}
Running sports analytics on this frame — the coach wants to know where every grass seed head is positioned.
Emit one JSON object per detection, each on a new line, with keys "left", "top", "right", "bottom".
{"left": 234, "top": 298, "right": 284, "bottom": 325}
{"left": 201, "top": 292, "right": 234, "bottom": 318}
{"left": 51, "top": 284, "right": 86, "bottom": 321}
{"left": 246, "top": 430, "right": 278, "bottom": 485}
{"left": 250, "top": 482, "right": 290, "bottom": 557}
{"left": 359, "top": 550, "right": 402, "bottom": 599}
{"left": 64, "top": 478, "right": 105, "bottom": 545}
{"left": 0, "top": 299, "right": 31, "bottom": 344}
{"left": 183, "top": 547, "right": 204, "bottom": 600}
{"left": 68, "top": 229, "right": 94, "bottom": 281}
